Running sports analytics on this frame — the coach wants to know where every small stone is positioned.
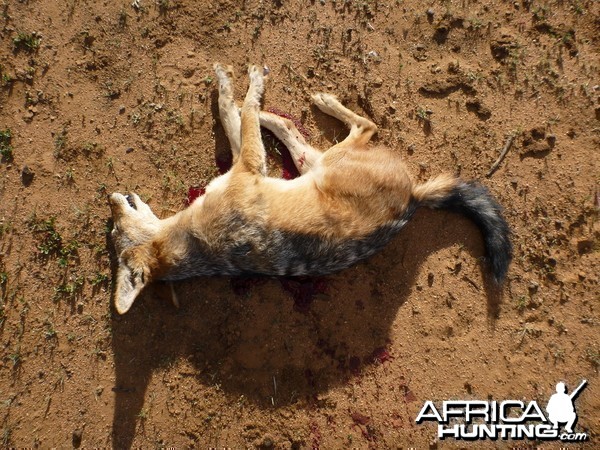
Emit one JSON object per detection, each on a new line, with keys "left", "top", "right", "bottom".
{"left": 490, "top": 33, "right": 518, "bottom": 60}
{"left": 72, "top": 429, "right": 83, "bottom": 448}
{"left": 119, "top": 105, "right": 125, "bottom": 114}
{"left": 126, "top": 147, "right": 134, "bottom": 154}
{"left": 426, "top": 8, "right": 435, "bottom": 18}
{"left": 466, "top": 99, "right": 491, "bottom": 120}
{"left": 447, "top": 61, "right": 460, "bottom": 73}
{"left": 530, "top": 126, "right": 546, "bottom": 140}
{"left": 21, "top": 166, "right": 34, "bottom": 186}
{"left": 528, "top": 281, "right": 539, "bottom": 294}
{"left": 577, "top": 239, "right": 593, "bottom": 255}
{"left": 259, "top": 436, "right": 274, "bottom": 448}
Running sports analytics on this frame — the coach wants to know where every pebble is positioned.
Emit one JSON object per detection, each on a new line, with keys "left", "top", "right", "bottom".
{"left": 72, "top": 429, "right": 83, "bottom": 448}
{"left": 21, "top": 165, "right": 34, "bottom": 186}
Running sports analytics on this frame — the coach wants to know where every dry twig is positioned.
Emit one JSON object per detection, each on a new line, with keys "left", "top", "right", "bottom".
{"left": 487, "top": 134, "right": 515, "bottom": 177}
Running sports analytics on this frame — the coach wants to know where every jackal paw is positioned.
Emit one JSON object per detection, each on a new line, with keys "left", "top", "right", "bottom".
{"left": 248, "top": 65, "right": 266, "bottom": 95}
{"left": 311, "top": 92, "right": 341, "bottom": 114}
{"left": 214, "top": 63, "right": 234, "bottom": 89}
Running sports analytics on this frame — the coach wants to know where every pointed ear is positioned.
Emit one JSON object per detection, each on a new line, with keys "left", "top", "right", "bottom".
{"left": 115, "top": 260, "right": 148, "bottom": 314}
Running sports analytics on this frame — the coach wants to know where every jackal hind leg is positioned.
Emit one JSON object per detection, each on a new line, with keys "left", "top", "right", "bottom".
{"left": 237, "top": 65, "right": 267, "bottom": 175}
{"left": 214, "top": 63, "right": 242, "bottom": 161}
{"left": 312, "top": 93, "right": 377, "bottom": 148}
{"left": 259, "top": 111, "right": 322, "bottom": 174}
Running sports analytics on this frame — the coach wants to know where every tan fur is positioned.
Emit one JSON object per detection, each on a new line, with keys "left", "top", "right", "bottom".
{"left": 411, "top": 173, "right": 458, "bottom": 204}
{"left": 109, "top": 64, "right": 509, "bottom": 314}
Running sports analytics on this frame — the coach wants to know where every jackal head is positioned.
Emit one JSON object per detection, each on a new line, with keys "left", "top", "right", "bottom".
{"left": 108, "top": 193, "right": 161, "bottom": 314}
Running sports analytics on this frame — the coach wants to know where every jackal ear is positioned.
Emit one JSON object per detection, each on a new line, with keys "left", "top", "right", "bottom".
{"left": 114, "top": 260, "right": 148, "bottom": 314}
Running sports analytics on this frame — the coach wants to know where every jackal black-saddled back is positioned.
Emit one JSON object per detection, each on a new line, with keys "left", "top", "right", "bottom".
{"left": 414, "top": 177, "right": 512, "bottom": 283}
{"left": 161, "top": 203, "right": 419, "bottom": 280}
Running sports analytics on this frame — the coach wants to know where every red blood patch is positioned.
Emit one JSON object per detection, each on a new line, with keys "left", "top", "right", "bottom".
{"left": 185, "top": 186, "right": 206, "bottom": 206}
{"left": 372, "top": 346, "right": 393, "bottom": 364}
{"left": 351, "top": 411, "right": 370, "bottom": 426}
{"left": 267, "top": 107, "right": 311, "bottom": 141}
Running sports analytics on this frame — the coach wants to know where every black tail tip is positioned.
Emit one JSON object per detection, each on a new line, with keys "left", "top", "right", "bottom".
{"left": 450, "top": 181, "right": 513, "bottom": 285}
{"left": 489, "top": 246, "right": 512, "bottom": 285}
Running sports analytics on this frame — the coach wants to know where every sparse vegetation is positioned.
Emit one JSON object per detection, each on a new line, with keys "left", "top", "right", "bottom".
{"left": 13, "top": 31, "right": 40, "bottom": 52}
{"left": 415, "top": 106, "right": 431, "bottom": 121}
{"left": 29, "top": 216, "right": 62, "bottom": 256}
{"left": 515, "top": 295, "right": 528, "bottom": 312}
{"left": 53, "top": 129, "right": 68, "bottom": 158}
{"left": 27, "top": 216, "right": 80, "bottom": 267}
{"left": 44, "top": 319, "right": 57, "bottom": 340}
{"left": 0, "top": 128, "right": 13, "bottom": 162}
{"left": 65, "top": 167, "right": 75, "bottom": 184}
{"left": 584, "top": 347, "right": 599, "bottom": 371}
{"left": 90, "top": 271, "right": 109, "bottom": 286}
{"left": 1, "top": 426, "right": 12, "bottom": 447}
{"left": 7, "top": 349, "right": 21, "bottom": 368}
{"left": 54, "top": 276, "right": 84, "bottom": 301}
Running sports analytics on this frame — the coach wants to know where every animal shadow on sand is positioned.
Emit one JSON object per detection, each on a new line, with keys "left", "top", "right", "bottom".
{"left": 108, "top": 207, "right": 500, "bottom": 448}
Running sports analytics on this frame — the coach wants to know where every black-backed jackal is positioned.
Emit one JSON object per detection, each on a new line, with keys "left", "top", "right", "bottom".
{"left": 109, "top": 64, "right": 512, "bottom": 314}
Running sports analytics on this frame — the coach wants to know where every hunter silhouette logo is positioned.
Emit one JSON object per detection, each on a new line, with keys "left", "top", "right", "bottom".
{"left": 416, "top": 380, "right": 589, "bottom": 442}
{"left": 546, "top": 380, "right": 587, "bottom": 434}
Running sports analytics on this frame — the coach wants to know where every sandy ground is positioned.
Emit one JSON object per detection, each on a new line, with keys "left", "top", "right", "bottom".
{"left": 0, "top": 0, "right": 598, "bottom": 448}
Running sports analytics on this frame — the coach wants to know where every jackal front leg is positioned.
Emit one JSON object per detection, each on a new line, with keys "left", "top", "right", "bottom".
{"left": 312, "top": 93, "right": 377, "bottom": 148}
{"left": 214, "top": 63, "right": 242, "bottom": 161}
{"left": 237, "top": 65, "right": 267, "bottom": 175}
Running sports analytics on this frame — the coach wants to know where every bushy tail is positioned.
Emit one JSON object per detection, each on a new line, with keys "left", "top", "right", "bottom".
{"left": 412, "top": 174, "right": 512, "bottom": 283}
